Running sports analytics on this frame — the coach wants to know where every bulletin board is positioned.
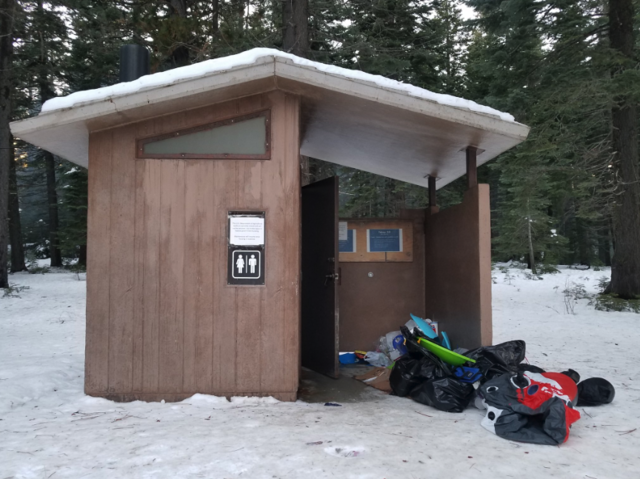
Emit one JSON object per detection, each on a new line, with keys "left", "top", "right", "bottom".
{"left": 338, "top": 219, "right": 413, "bottom": 262}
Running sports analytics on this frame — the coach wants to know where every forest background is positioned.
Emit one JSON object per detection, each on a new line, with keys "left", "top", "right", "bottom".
{"left": 0, "top": 0, "right": 639, "bottom": 297}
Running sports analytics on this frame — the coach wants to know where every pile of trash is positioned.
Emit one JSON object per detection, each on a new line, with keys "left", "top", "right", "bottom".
{"left": 349, "top": 314, "right": 615, "bottom": 446}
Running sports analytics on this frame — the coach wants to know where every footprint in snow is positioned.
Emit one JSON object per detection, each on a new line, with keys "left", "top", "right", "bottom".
{"left": 324, "top": 446, "right": 365, "bottom": 458}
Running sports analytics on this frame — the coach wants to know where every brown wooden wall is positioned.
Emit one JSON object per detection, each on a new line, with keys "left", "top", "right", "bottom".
{"left": 339, "top": 210, "right": 426, "bottom": 351}
{"left": 85, "top": 91, "right": 301, "bottom": 402}
{"left": 424, "top": 185, "right": 492, "bottom": 349}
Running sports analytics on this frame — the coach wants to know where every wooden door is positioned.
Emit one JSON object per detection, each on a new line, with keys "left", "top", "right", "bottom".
{"left": 301, "top": 176, "right": 340, "bottom": 378}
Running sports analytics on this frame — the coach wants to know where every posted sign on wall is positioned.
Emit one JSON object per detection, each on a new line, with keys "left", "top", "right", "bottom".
{"left": 338, "top": 219, "right": 413, "bottom": 263}
{"left": 229, "top": 216, "right": 265, "bottom": 245}
{"left": 367, "top": 228, "right": 402, "bottom": 253}
{"left": 228, "top": 212, "right": 265, "bottom": 285}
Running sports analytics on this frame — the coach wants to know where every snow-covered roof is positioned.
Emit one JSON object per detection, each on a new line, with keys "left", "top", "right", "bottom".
{"left": 11, "top": 48, "right": 529, "bottom": 189}
{"left": 41, "top": 48, "right": 514, "bottom": 122}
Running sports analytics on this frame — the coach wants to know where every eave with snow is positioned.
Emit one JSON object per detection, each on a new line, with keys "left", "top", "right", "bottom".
{"left": 11, "top": 48, "right": 528, "bottom": 189}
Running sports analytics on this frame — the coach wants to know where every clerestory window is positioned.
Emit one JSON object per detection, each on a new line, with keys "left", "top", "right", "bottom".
{"left": 136, "top": 110, "right": 270, "bottom": 160}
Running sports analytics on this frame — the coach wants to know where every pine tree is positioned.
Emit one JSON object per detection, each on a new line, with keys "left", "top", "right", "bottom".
{"left": 283, "top": 0, "right": 309, "bottom": 56}
{"left": 59, "top": 167, "right": 88, "bottom": 266}
{"left": 465, "top": 0, "right": 617, "bottom": 269}
{"left": 62, "top": 0, "right": 128, "bottom": 91}
{"left": 608, "top": 0, "right": 640, "bottom": 298}
{"left": 19, "top": 0, "right": 69, "bottom": 267}
{"left": 12, "top": 141, "right": 51, "bottom": 257}
{"left": 430, "top": 0, "right": 469, "bottom": 94}
{"left": 51, "top": 1, "right": 133, "bottom": 266}
{"left": 0, "top": 0, "right": 16, "bottom": 287}
{"left": 8, "top": 134, "right": 26, "bottom": 272}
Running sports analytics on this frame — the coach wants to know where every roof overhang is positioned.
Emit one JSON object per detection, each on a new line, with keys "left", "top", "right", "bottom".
{"left": 11, "top": 52, "right": 529, "bottom": 189}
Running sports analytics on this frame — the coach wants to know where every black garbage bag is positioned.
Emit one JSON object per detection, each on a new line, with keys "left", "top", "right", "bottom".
{"left": 410, "top": 377, "right": 475, "bottom": 413}
{"left": 466, "top": 340, "right": 526, "bottom": 380}
{"left": 404, "top": 336, "right": 429, "bottom": 357}
{"left": 390, "top": 345, "right": 451, "bottom": 397}
{"left": 390, "top": 358, "right": 424, "bottom": 397}
{"left": 401, "top": 326, "right": 432, "bottom": 356}
{"left": 576, "top": 378, "right": 615, "bottom": 406}
{"left": 419, "top": 358, "right": 450, "bottom": 381}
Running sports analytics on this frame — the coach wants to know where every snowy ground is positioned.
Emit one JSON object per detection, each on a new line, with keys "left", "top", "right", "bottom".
{"left": 1, "top": 265, "right": 638, "bottom": 479}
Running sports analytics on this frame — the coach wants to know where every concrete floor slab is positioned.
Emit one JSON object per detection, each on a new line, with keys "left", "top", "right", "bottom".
{"left": 298, "top": 365, "right": 389, "bottom": 403}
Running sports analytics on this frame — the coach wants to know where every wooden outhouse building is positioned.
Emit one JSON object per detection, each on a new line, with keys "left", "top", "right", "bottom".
{"left": 11, "top": 49, "right": 529, "bottom": 402}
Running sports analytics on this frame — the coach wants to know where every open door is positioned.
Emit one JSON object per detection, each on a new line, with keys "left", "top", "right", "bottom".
{"left": 301, "top": 176, "right": 340, "bottom": 378}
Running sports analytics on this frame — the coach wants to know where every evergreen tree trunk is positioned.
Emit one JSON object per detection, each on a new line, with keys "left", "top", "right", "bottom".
{"left": 78, "top": 244, "right": 87, "bottom": 267}
{"left": 576, "top": 217, "right": 589, "bottom": 266}
{"left": 212, "top": 0, "right": 219, "bottom": 34}
{"left": 282, "top": 0, "right": 309, "bottom": 57}
{"left": 393, "top": 187, "right": 406, "bottom": 216}
{"left": 284, "top": 0, "right": 310, "bottom": 184}
{"left": 527, "top": 220, "right": 537, "bottom": 274}
{"left": 43, "top": 150, "right": 62, "bottom": 267}
{"left": 37, "top": 0, "right": 62, "bottom": 267}
{"left": 607, "top": 222, "right": 614, "bottom": 266}
{"left": 599, "top": 229, "right": 612, "bottom": 266}
{"left": 8, "top": 135, "right": 26, "bottom": 272}
{"left": 526, "top": 200, "right": 537, "bottom": 274}
{"left": 609, "top": 0, "right": 640, "bottom": 298}
{"left": 0, "top": 0, "right": 15, "bottom": 288}
{"left": 169, "top": 0, "right": 190, "bottom": 66}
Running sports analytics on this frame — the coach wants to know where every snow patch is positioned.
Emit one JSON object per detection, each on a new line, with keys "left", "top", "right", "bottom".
{"left": 78, "top": 396, "right": 117, "bottom": 406}
{"left": 185, "top": 393, "right": 232, "bottom": 407}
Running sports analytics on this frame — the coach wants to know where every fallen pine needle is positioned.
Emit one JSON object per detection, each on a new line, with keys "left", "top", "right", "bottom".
{"left": 415, "top": 411, "right": 432, "bottom": 418}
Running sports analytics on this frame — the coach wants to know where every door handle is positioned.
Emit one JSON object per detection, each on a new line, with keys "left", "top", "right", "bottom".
{"left": 324, "top": 273, "right": 339, "bottom": 286}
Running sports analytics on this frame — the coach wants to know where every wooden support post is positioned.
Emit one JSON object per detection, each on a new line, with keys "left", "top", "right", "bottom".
{"left": 428, "top": 176, "right": 436, "bottom": 208}
{"left": 466, "top": 146, "right": 478, "bottom": 190}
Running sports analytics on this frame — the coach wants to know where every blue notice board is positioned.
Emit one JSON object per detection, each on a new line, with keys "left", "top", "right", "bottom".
{"left": 367, "top": 228, "right": 402, "bottom": 252}
{"left": 339, "top": 229, "right": 356, "bottom": 253}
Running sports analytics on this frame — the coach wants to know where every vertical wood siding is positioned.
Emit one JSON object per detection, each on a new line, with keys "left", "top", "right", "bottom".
{"left": 424, "top": 185, "right": 492, "bottom": 349}
{"left": 85, "top": 92, "right": 301, "bottom": 401}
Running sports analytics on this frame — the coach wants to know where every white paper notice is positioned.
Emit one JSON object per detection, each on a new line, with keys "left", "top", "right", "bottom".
{"left": 338, "top": 221, "right": 348, "bottom": 241}
{"left": 229, "top": 216, "right": 265, "bottom": 245}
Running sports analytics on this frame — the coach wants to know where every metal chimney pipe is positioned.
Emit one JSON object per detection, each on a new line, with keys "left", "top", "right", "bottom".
{"left": 119, "top": 45, "right": 150, "bottom": 82}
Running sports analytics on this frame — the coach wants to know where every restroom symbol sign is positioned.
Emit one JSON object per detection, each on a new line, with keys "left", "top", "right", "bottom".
{"left": 232, "top": 250, "right": 261, "bottom": 279}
